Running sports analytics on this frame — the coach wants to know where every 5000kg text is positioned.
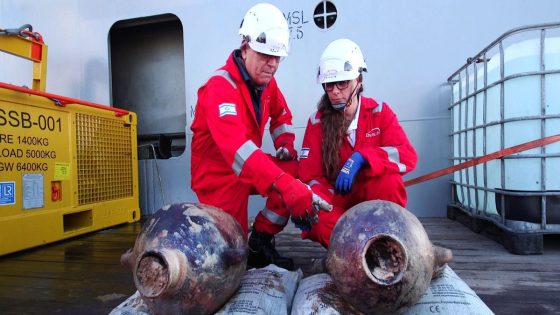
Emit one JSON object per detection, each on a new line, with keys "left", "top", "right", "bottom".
{"left": 1, "top": 148, "right": 56, "bottom": 159}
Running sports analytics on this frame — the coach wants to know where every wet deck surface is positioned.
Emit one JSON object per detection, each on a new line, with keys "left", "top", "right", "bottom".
{"left": 0, "top": 216, "right": 559, "bottom": 315}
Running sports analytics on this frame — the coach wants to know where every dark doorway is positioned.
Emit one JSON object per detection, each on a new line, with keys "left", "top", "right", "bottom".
{"left": 110, "top": 14, "right": 186, "bottom": 159}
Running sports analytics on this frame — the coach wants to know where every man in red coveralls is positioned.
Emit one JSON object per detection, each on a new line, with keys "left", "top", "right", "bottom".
{"left": 190, "top": 3, "right": 319, "bottom": 270}
{"left": 298, "top": 38, "right": 418, "bottom": 250}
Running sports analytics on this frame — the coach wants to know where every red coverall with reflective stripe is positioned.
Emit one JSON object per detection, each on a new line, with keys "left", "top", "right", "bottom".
{"left": 190, "top": 51, "right": 295, "bottom": 235}
{"left": 299, "top": 96, "right": 418, "bottom": 248}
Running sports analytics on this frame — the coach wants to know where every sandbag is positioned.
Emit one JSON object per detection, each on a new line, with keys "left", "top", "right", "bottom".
{"left": 110, "top": 264, "right": 301, "bottom": 315}
{"left": 109, "top": 291, "right": 150, "bottom": 315}
{"left": 291, "top": 266, "right": 494, "bottom": 315}
{"left": 215, "top": 264, "right": 302, "bottom": 315}
{"left": 405, "top": 266, "right": 494, "bottom": 315}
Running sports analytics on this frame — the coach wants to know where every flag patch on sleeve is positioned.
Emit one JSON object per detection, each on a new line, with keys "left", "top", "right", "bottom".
{"left": 219, "top": 103, "right": 237, "bottom": 117}
{"left": 300, "top": 148, "right": 310, "bottom": 158}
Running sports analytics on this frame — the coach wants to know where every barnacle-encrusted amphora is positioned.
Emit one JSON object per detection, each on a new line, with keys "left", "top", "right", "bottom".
{"left": 327, "top": 200, "right": 453, "bottom": 315}
{"left": 120, "top": 203, "right": 248, "bottom": 315}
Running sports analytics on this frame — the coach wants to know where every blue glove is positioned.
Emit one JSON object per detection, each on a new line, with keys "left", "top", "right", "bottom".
{"left": 335, "top": 152, "right": 367, "bottom": 194}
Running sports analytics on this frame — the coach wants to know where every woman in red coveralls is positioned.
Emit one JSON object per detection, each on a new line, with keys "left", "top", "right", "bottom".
{"left": 298, "top": 38, "right": 418, "bottom": 249}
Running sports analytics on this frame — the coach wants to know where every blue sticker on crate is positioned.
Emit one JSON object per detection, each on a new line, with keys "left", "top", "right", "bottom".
{"left": 0, "top": 181, "right": 16, "bottom": 205}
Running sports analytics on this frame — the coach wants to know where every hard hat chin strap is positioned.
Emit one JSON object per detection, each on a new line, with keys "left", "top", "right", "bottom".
{"left": 331, "top": 82, "right": 360, "bottom": 111}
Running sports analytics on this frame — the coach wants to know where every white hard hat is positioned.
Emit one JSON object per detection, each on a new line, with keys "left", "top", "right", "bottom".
{"left": 317, "top": 38, "right": 367, "bottom": 84}
{"left": 238, "top": 3, "right": 290, "bottom": 57}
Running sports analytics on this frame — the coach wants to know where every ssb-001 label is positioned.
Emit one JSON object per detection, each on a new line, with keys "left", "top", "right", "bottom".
{"left": 0, "top": 108, "right": 62, "bottom": 132}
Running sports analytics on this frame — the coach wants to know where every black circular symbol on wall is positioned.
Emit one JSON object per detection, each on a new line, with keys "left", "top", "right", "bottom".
{"left": 314, "top": 1, "right": 338, "bottom": 29}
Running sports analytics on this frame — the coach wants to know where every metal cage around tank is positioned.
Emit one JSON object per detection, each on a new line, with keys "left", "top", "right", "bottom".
{"left": 447, "top": 22, "right": 560, "bottom": 253}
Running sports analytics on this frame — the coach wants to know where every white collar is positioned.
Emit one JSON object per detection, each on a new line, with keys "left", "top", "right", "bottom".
{"left": 347, "top": 97, "right": 361, "bottom": 133}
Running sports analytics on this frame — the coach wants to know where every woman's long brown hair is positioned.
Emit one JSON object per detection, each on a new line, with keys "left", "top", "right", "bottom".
{"left": 318, "top": 79, "right": 363, "bottom": 183}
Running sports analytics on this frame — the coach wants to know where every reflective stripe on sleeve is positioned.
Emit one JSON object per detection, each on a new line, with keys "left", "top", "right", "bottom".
{"left": 308, "top": 180, "right": 333, "bottom": 194}
{"left": 307, "top": 180, "right": 320, "bottom": 187}
{"left": 213, "top": 69, "right": 236, "bottom": 89}
{"left": 232, "top": 140, "right": 259, "bottom": 175}
{"left": 259, "top": 207, "right": 288, "bottom": 226}
{"left": 271, "top": 123, "right": 294, "bottom": 141}
{"left": 381, "top": 146, "right": 406, "bottom": 173}
{"left": 309, "top": 111, "right": 320, "bottom": 125}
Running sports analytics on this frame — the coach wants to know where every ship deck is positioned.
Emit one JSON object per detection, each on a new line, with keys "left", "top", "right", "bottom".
{"left": 0, "top": 216, "right": 559, "bottom": 315}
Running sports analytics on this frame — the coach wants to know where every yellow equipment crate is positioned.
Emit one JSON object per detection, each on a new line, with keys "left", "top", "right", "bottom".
{"left": 0, "top": 26, "right": 140, "bottom": 256}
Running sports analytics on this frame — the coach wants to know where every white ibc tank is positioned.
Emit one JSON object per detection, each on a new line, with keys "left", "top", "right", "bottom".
{"left": 449, "top": 29, "right": 560, "bottom": 218}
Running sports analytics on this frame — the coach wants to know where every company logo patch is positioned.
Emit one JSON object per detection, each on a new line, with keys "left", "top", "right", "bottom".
{"left": 321, "top": 69, "right": 339, "bottom": 80}
{"left": 219, "top": 103, "right": 237, "bottom": 117}
{"left": 0, "top": 181, "right": 15, "bottom": 206}
{"left": 300, "top": 148, "right": 310, "bottom": 158}
{"left": 365, "top": 128, "right": 381, "bottom": 138}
